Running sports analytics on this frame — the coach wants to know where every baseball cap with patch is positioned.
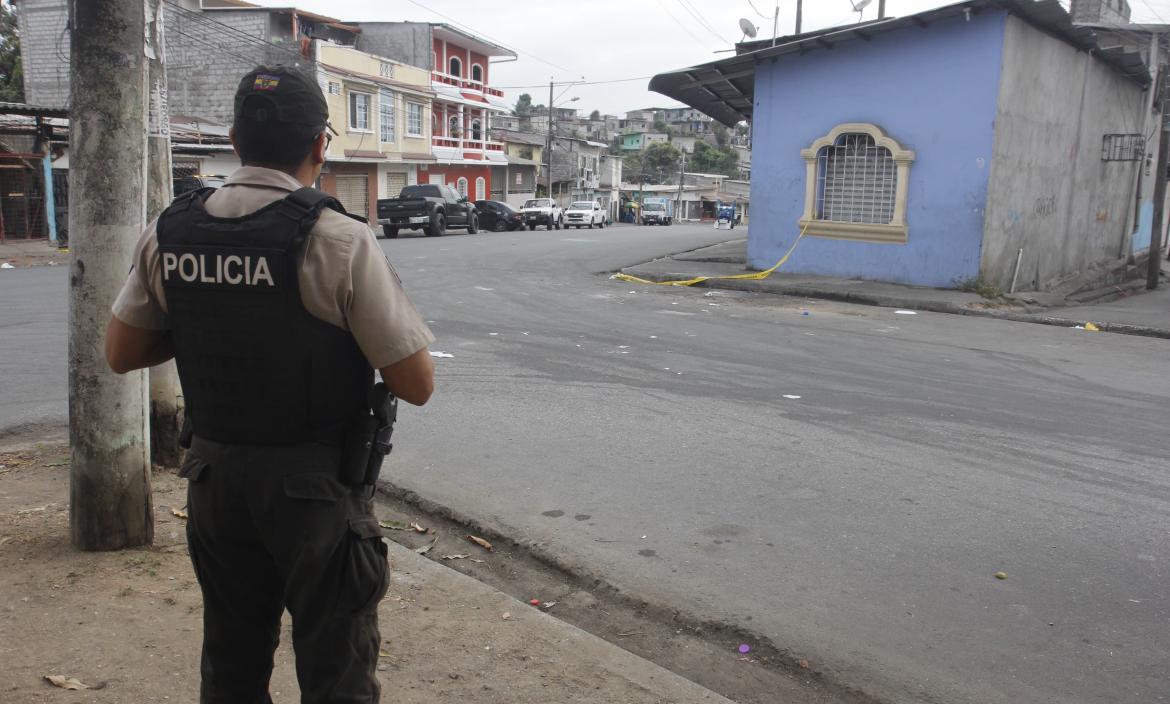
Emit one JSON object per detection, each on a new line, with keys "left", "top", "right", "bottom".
{"left": 234, "top": 65, "right": 331, "bottom": 130}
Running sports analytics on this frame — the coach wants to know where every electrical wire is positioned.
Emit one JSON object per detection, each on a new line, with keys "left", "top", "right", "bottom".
{"left": 653, "top": 0, "right": 718, "bottom": 47}
{"left": 676, "top": 0, "right": 730, "bottom": 43}
{"left": 747, "top": 0, "right": 774, "bottom": 21}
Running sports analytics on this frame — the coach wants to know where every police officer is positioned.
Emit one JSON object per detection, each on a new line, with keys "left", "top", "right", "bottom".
{"left": 104, "top": 65, "right": 435, "bottom": 702}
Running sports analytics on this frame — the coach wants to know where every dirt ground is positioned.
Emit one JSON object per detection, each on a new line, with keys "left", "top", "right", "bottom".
{"left": 0, "top": 435, "right": 731, "bottom": 704}
{"left": 0, "top": 241, "right": 70, "bottom": 269}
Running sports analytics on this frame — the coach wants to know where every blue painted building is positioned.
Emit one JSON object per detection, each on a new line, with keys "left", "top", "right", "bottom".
{"left": 651, "top": 0, "right": 1159, "bottom": 291}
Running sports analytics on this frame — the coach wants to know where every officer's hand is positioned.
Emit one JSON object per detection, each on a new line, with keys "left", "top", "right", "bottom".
{"left": 379, "top": 348, "right": 434, "bottom": 406}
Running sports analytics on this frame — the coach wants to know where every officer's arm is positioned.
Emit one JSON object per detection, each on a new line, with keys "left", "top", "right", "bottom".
{"left": 105, "top": 315, "right": 175, "bottom": 374}
{"left": 379, "top": 348, "right": 434, "bottom": 406}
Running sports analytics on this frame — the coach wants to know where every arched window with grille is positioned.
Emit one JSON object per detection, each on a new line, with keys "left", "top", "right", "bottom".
{"left": 475, "top": 176, "right": 486, "bottom": 201}
{"left": 449, "top": 56, "right": 462, "bottom": 77}
{"left": 800, "top": 123, "right": 915, "bottom": 243}
{"left": 471, "top": 64, "right": 484, "bottom": 83}
{"left": 470, "top": 118, "right": 482, "bottom": 141}
{"left": 456, "top": 177, "right": 468, "bottom": 198}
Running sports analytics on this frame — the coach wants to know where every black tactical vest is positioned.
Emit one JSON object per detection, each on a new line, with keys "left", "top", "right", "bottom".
{"left": 156, "top": 187, "right": 373, "bottom": 446}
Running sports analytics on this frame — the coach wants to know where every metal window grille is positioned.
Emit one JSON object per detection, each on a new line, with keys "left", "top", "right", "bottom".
{"left": 1101, "top": 134, "right": 1144, "bottom": 161}
{"left": 328, "top": 81, "right": 341, "bottom": 95}
{"left": 456, "top": 177, "right": 468, "bottom": 198}
{"left": 379, "top": 90, "right": 395, "bottom": 143}
{"left": 815, "top": 133, "right": 897, "bottom": 225}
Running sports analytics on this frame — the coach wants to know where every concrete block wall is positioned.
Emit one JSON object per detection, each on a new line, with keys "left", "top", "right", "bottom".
{"left": 16, "top": 1, "right": 312, "bottom": 124}
{"left": 16, "top": 0, "right": 70, "bottom": 109}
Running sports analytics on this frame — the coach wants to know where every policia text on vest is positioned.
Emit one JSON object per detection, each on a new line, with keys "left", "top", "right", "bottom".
{"left": 162, "top": 249, "right": 276, "bottom": 288}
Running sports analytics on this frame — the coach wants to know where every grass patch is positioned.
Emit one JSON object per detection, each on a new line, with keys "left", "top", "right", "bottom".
{"left": 954, "top": 276, "right": 1003, "bottom": 299}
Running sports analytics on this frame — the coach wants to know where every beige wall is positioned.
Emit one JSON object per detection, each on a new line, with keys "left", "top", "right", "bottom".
{"left": 318, "top": 43, "right": 433, "bottom": 161}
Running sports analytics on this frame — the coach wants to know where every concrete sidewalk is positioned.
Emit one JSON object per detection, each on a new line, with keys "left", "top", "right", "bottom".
{"left": 0, "top": 238, "right": 69, "bottom": 268}
{"left": 0, "top": 437, "right": 733, "bottom": 704}
{"left": 620, "top": 239, "right": 1170, "bottom": 338}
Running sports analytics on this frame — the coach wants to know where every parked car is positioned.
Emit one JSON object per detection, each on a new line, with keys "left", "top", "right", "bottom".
{"left": 173, "top": 174, "right": 225, "bottom": 197}
{"left": 563, "top": 201, "right": 607, "bottom": 229}
{"left": 640, "top": 196, "right": 673, "bottom": 226}
{"left": 376, "top": 184, "right": 479, "bottom": 238}
{"left": 520, "top": 198, "right": 563, "bottom": 230}
{"left": 474, "top": 200, "right": 525, "bottom": 231}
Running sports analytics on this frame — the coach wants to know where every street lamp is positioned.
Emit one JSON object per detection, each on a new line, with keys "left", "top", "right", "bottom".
{"left": 545, "top": 87, "right": 580, "bottom": 200}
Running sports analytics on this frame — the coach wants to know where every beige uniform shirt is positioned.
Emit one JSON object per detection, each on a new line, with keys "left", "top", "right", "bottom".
{"left": 112, "top": 167, "right": 434, "bottom": 369}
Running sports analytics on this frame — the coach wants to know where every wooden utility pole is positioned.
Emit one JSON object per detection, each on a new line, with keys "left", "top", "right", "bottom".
{"left": 144, "top": 0, "right": 184, "bottom": 467}
{"left": 69, "top": 0, "right": 153, "bottom": 550}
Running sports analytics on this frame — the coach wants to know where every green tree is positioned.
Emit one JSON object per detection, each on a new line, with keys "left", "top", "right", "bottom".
{"left": 639, "top": 142, "right": 683, "bottom": 184}
{"left": 589, "top": 109, "right": 601, "bottom": 121}
{"left": 652, "top": 116, "right": 672, "bottom": 136}
{"left": 689, "top": 141, "right": 740, "bottom": 178}
{"left": 0, "top": 0, "right": 23, "bottom": 103}
{"left": 713, "top": 123, "right": 729, "bottom": 148}
{"left": 514, "top": 93, "right": 533, "bottom": 116}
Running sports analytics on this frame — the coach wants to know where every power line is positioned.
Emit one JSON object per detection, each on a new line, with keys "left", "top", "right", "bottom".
{"left": 493, "top": 75, "right": 659, "bottom": 90}
{"left": 747, "top": 0, "right": 774, "bottom": 20}
{"left": 399, "top": 0, "right": 578, "bottom": 75}
{"left": 676, "top": 0, "right": 730, "bottom": 43}
{"left": 654, "top": 0, "right": 717, "bottom": 47}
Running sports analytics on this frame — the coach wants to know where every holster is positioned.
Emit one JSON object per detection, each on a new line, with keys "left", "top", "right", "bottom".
{"left": 339, "top": 383, "right": 397, "bottom": 489}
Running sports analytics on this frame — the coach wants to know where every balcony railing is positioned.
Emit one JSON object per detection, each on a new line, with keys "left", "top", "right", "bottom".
{"left": 431, "top": 71, "right": 505, "bottom": 98}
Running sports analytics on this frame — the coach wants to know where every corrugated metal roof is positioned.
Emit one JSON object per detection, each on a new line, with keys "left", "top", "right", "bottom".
{"left": 649, "top": 0, "right": 1153, "bottom": 127}
{"left": 0, "top": 103, "right": 69, "bottom": 118}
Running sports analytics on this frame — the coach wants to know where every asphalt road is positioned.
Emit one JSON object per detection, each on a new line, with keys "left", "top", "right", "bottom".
{"left": 2, "top": 223, "right": 1167, "bottom": 703}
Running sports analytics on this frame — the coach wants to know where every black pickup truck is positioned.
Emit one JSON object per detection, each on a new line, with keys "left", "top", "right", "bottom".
{"left": 375, "top": 184, "right": 480, "bottom": 238}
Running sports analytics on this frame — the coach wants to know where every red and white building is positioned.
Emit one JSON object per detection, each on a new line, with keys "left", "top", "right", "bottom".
{"left": 418, "top": 25, "right": 515, "bottom": 201}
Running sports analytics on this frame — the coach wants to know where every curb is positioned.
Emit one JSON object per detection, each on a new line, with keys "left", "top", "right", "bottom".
{"left": 618, "top": 266, "right": 1170, "bottom": 340}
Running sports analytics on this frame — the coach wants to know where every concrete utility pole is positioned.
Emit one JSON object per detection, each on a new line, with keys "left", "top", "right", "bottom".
{"left": 1148, "top": 68, "right": 1169, "bottom": 289}
{"left": 879, "top": 0, "right": 887, "bottom": 19}
{"left": 545, "top": 79, "right": 554, "bottom": 199}
{"left": 144, "top": 0, "right": 184, "bottom": 467}
{"left": 795, "top": 0, "right": 803, "bottom": 34}
{"left": 676, "top": 151, "right": 686, "bottom": 220}
{"left": 69, "top": 0, "right": 154, "bottom": 550}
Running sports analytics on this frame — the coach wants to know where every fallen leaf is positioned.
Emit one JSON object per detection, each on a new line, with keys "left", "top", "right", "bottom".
{"left": 995, "top": 571, "right": 1008, "bottom": 580}
{"left": 171, "top": 507, "right": 188, "bottom": 520}
{"left": 1083, "top": 322, "right": 1100, "bottom": 332}
{"left": 798, "top": 659, "right": 810, "bottom": 669}
{"left": 470, "top": 559, "right": 485, "bottom": 564}
{"left": 378, "top": 519, "right": 412, "bottom": 531}
{"left": 466, "top": 535, "right": 493, "bottom": 551}
{"left": 501, "top": 612, "right": 512, "bottom": 621}
{"left": 541, "top": 601, "right": 557, "bottom": 609}
{"left": 378, "top": 650, "right": 392, "bottom": 658}
{"left": 415, "top": 539, "right": 437, "bottom": 556}
{"left": 441, "top": 554, "right": 471, "bottom": 561}
{"left": 44, "top": 675, "right": 89, "bottom": 690}
{"left": 410, "top": 522, "right": 428, "bottom": 534}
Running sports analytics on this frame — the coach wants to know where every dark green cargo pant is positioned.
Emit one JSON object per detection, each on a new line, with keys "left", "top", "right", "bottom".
{"left": 181, "top": 437, "right": 389, "bottom": 704}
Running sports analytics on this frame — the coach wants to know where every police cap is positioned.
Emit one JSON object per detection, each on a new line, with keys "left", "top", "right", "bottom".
{"left": 234, "top": 65, "right": 330, "bottom": 130}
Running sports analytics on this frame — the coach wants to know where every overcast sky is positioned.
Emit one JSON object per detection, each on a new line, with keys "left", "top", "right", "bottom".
{"left": 243, "top": 0, "right": 1170, "bottom": 115}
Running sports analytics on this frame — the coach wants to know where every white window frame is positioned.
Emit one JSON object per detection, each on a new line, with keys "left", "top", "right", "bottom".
{"left": 471, "top": 63, "right": 484, "bottom": 83}
{"left": 348, "top": 90, "right": 372, "bottom": 132}
{"left": 327, "top": 81, "right": 341, "bottom": 95}
{"left": 379, "top": 89, "right": 395, "bottom": 144}
{"left": 406, "top": 101, "right": 424, "bottom": 137}
{"left": 449, "top": 56, "right": 462, "bottom": 78}
{"left": 379, "top": 62, "right": 394, "bottom": 78}
{"left": 456, "top": 177, "right": 469, "bottom": 198}
{"left": 475, "top": 176, "right": 486, "bottom": 201}
{"left": 799, "top": 122, "right": 914, "bottom": 244}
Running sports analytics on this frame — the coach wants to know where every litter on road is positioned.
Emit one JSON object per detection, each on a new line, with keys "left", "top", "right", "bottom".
{"left": 1, "top": 263, "right": 15, "bottom": 269}
{"left": 430, "top": 351, "right": 454, "bottom": 358}
{"left": 783, "top": 395, "right": 802, "bottom": 400}
{"left": 895, "top": 310, "right": 918, "bottom": 315}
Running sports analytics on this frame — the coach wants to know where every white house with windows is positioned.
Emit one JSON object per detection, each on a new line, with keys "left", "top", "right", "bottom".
{"left": 317, "top": 43, "right": 437, "bottom": 222}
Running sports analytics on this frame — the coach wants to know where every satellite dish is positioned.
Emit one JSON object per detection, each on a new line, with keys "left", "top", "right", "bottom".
{"left": 739, "top": 18, "right": 758, "bottom": 39}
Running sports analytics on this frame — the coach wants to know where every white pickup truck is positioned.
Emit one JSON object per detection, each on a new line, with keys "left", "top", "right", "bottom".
{"left": 521, "top": 198, "right": 563, "bottom": 231}
{"left": 563, "top": 201, "right": 607, "bottom": 229}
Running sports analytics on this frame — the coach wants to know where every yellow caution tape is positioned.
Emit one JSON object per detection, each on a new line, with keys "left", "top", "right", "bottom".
{"left": 613, "top": 222, "right": 809, "bottom": 287}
